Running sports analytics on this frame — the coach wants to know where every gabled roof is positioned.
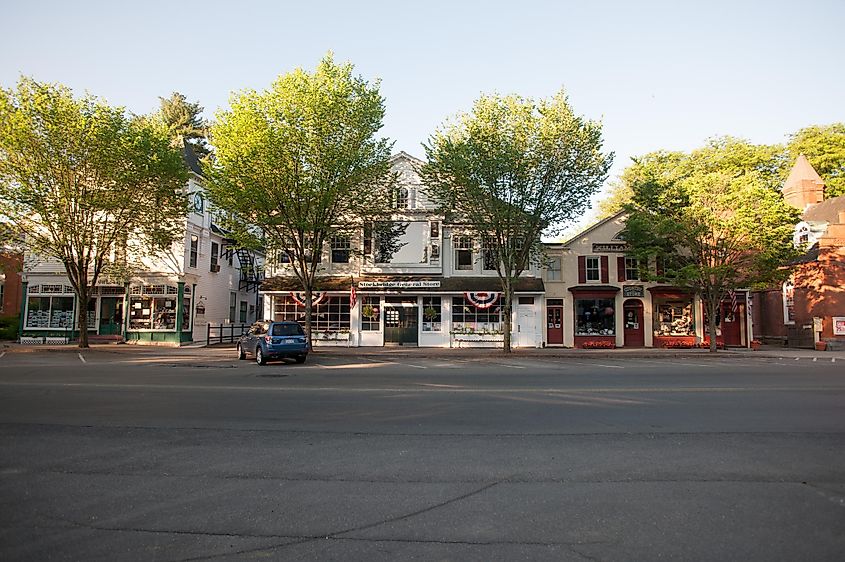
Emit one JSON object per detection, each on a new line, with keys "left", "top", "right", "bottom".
{"left": 560, "top": 210, "right": 627, "bottom": 247}
{"left": 389, "top": 150, "right": 426, "bottom": 166}
{"left": 784, "top": 154, "right": 824, "bottom": 191}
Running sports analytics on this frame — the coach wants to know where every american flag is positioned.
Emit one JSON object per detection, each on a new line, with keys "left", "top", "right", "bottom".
{"left": 349, "top": 279, "right": 357, "bottom": 308}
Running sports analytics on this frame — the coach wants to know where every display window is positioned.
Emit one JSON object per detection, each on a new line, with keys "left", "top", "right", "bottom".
{"left": 451, "top": 296, "right": 502, "bottom": 334}
{"left": 653, "top": 298, "right": 695, "bottom": 336}
{"left": 361, "top": 296, "right": 380, "bottom": 331}
{"left": 273, "top": 295, "right": 351, "bottom": 332}
{"left": 575, "top": 298, "right": 615, "bottom": 335}
{"left": 128, "top": 284, "right": 179, "bottom": 330}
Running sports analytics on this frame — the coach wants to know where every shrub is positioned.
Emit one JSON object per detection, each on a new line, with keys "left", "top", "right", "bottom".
{"left": 0, "top": 316, "right": 20, "bottom": 340}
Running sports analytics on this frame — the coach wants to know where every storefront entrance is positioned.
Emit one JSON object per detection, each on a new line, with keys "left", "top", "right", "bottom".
{"left": 721, "top": 302, "right": 745, "bottom": 347}
{"left": 384, "top": 299, "right": 418, "bottom": 346}
{"left": 623, "top": 299, "right": 644, "bottom": 348}
{"left": 546, "top": 306, "right": 563, "bottom": 345}
{"left": 99, "top": 297, "right": 123, "bottom": 335}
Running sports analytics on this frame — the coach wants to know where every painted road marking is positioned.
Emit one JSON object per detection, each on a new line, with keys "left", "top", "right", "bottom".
{"left": 571, "top": 362, "right": 625, "bottom": 369}
{"left": 0, "top": 352, "right": 5, "bottom": 359}
{"left": 78, "top": 353, "right": 86, "bottom": 364}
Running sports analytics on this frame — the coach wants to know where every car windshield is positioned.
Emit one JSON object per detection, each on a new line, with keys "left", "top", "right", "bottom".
{"left": 271, "top": 323, "right": 304, "bottom": 336}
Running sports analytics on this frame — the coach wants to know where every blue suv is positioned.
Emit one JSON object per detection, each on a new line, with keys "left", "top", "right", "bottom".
{"left": 237, "top": 321, "right": 308, "bottom": 365}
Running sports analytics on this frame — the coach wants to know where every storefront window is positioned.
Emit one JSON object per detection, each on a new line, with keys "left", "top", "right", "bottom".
{"left": 361, "top": 296, "right": 380, "bottom": 331}
{"left": 422, "top": 297, "right": 442, "bottom": 332}
{"left": 653, "top": 299, "right": 695, "bottom": 336}
{"left": 128, "top": 284, "right": 179, "bottom": 330}
{"left": 182, "top": 298, "right": 191, "bottom": 331}
{"left": 451, "top": 296, "right": 502, "bottom": 334}
{"left": 272, "top": 295, "right": 351, "bottom": 332}
{"left": 575, "top": 298, "right": 615, "bottom": 336}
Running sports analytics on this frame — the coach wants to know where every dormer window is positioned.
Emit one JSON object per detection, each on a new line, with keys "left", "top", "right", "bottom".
{"left": 393, "top": 187, "right": 409, "bottom": 209}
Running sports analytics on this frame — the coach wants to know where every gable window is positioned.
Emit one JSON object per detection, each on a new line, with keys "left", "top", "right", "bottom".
{"left": 547, "top": 257, "right": 561, "bottom": 281}
{"left": 210, "top": 242, "right": 219, "bottom": 271}
{"left": 585, "top": 256, "right": 600, "bottom": 281}
{"left": 189, "top": 235, "right": 198, "bottom": 268}
{"left": 625, "top": 257, "right": 640, "bottom": 281}
{"left": 393, "top": 187, "right": 409, "bottom": 209}
{"left": 331, "top": 236, "right": 350, "bottom": 263}
{"left": 455, "top": 236, "right": 474, "bottom": 271}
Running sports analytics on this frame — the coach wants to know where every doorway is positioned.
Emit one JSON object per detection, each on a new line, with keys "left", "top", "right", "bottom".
{"left": 99, "top": 297, "right": 123, "bottom": 335}
{"left": 547, "top": 306, "right": 563, "bottom": 345}
{"left": 720, "top": 302, "right": 745, "bottom": 347}
{"left": 383, "top": 298, "right": 419, "bottom": 346}
{"left": 516, "top": 305, "right": 536, "bottom": 347}
{"left": 623, "top": 299, "right": 644, "bottom": 348}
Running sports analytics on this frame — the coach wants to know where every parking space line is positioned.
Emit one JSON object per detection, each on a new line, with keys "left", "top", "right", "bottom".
{"left": 0, "top": 351, "right": 5, "bottom": 359}
{"left": 78, "top": 353, "right": 86, "bottom": 364}
{"left": 571, "top": 362, "right": 625, "bottom": 369}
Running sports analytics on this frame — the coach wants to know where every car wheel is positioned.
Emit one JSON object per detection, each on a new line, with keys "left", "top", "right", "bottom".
{"left": 237, "top": 344, "right": 246, "bottom": 360}
{"left": 295, "top": 354, "right": 307, "bottom": 364}
{"left": 255, "top": 346, "right": 266, "bottom": 366}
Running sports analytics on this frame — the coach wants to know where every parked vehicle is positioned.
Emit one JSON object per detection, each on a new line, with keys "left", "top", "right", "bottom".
{"left": 237, "top": 321, "right": 308, "bottom": 365}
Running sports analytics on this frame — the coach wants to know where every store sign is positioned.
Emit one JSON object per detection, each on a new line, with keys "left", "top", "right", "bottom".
{"left": 623, "top": 285, "right": 644, "bottom": 298}
{"left": 358, "top": 281, "right": 441, "bottom": 289}
{"left": 592, "top": 243, "right": 628, "bottom": 253}
{"left": 833, "top": 317, "right": 845, "bottom": 335}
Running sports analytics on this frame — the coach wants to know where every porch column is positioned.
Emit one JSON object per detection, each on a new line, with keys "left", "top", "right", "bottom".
{"left": 17, "top": 281, "right": 27, "bottom": 341}
{"left": 175, "top": 281, "right": 185, "bottom": 341}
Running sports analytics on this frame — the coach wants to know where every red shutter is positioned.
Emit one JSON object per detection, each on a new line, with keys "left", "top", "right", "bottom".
{"left": 601, "top": 256, "right": 609, "bottom": 284}
{"left": 617, "top": 256, "right": 626, "bottom": 282}
{"left": 578, "top": 256, "right": 586, "bottom": 284}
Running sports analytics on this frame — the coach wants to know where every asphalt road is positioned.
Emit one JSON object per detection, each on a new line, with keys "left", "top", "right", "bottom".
{"left": 1, "top": 348, "right": 844, "bottom": 561}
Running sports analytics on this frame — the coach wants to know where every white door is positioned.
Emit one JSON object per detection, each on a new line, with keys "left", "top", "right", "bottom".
{"left": 516, "top": 306, "right": 535, "bottom": 347}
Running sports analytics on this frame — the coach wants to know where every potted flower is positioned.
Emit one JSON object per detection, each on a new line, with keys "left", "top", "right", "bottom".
{"left": 750, "top": 340, "right": 762, "bottom": 351}
{"left": 815, "top": 340, "right": 827, "bottom": 351}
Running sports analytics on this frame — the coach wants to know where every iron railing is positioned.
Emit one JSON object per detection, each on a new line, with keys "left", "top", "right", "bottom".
{"left": 206, "top": 323, "right": 250, "bottom": 345}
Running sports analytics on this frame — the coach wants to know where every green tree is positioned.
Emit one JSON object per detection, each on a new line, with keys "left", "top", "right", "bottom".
{"left": 422, "top": 91, "right": 612, "bottom": 352}
{"left": 622, "top": 144, "right": 799, "bottom": 352}
{"left": 0, "top": 77, "right": 188, "bottom": 347}
{"left": 205, "top": 54, "right": 394, "bottom": 346}
{"left": 157, "top": 92, "right": 210, "bottom": 157}
{"left": 787, "top": 123, "right": 845, "bottom": 197}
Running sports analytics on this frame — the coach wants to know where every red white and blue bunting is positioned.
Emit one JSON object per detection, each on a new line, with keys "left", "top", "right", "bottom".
{"left": 289, "top": 291, "right": 328, "bottom": 307}
{"left": 464, "top": 292, "right": 500, "bottom": 309}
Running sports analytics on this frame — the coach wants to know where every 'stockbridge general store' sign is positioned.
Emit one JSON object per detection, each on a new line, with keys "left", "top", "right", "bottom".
{"left": 358, "top": 281, "right": 441, "bottom": 289}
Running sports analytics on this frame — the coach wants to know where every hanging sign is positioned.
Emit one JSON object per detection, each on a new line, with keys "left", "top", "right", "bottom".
{"left": 290, "top": 291, "right": 328, "bottom": 306}
{"left": 464, "top": 292, "right": 500, "bottom": 309}
{"left": 623, "top": 285, "right": 644, "bottom": 298}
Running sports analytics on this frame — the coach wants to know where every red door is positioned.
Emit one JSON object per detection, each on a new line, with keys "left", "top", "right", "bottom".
{"left": 547, "top": 307, "right": 563, "bottom": 345}
{"left": 623, "top": 299, "right": 644, "bottom": 348}
{"left": 721, "top": 302, "right": 744, "bottom": 346}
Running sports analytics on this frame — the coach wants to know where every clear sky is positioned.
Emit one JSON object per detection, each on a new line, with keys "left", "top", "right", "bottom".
{"left": 2, "top": 0, "right": 843, "bottom": 233}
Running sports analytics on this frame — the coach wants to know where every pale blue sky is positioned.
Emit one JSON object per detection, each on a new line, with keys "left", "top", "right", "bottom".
{"left": 2, "top": 0, "right": 843, "bottom": 229}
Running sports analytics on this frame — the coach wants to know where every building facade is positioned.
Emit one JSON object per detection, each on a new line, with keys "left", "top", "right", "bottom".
{"left": 544, "top": 212, "right": 753, "bottom": 349}
{"left": 753, "top": 155, "right": 845, "bottom": 350}
{"left": 260, "top": 152, "right": 545, "bottom": 348}
{"left": 19, "top": 148, "right": 262, "bottom": 345}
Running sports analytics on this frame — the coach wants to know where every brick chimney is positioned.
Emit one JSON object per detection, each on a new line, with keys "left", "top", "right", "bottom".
{"left": 782, "top": 154, "right": 825, "bottom": 211}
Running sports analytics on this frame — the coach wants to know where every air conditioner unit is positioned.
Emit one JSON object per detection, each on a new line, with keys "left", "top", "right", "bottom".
{"left": 210, "top": 264, "right": 221, "bottom": 272}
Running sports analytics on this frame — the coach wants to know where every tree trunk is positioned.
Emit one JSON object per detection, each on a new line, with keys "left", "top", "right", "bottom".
{"left": 76, "top": 284, "right": 90, "bottom": 349}
{"left": 304, "top": 286, "right": 313, "bottom": 351}
{"left": 502, "top": 282, "right": 513, "bottom": 353}
{"left": 707, "top": 292, "right": 719, "bottom": 353}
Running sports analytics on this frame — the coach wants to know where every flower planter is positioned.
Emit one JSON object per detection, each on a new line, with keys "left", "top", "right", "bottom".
{"left": 750, "top": 341, "right": 761, "bottom": 351}
{"left": 815, "top": 341, "right": 827, "bottom": 351}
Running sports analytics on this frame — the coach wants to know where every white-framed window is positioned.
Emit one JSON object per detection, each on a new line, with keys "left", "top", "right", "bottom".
{"left": 422, "top": 296, "right": 442, "bottom": 332}
{"left": 393, "top": 187, "right": 409, "bottom": 209}
{"left": 452, "top": 296, "right": 502, "bottom": 334}
{"left": 546, "top": 257, "right": 561, "bottom": 281}
{"left": 782, "top": 278, "right": 795, "bottom": 325}
{"left": 625, "top": 257, "right": 640, "bottom": 281}
{"left": 189, "top": 235, "right": 198, "bottom": 268}
{"left": 455, "top": 236, "right": 474, "bottom": 271}
{"left": 229, "top": 292, "right": 237, "bottom": 323}
{"left": 585, "top": 256, "right": 600, "bottom": 282}
{"left": 361, "top": 296, "right": 381, "bottom": 331}
{"left": 210, "top": 242, "right": 219, "bottom": 271}
{"left": 273, "top": 295, "right": 351, "bottom": 332}
{"left": 331, "top": 235, "right": 350, "bottom": 263}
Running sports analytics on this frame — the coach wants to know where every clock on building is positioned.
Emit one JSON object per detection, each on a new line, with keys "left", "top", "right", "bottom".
{"left": 192, "top": 192, "right": 204, "bottom": 214}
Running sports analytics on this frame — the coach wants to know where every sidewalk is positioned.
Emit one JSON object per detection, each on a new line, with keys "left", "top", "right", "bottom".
{"left": 3, "top": 340, "right": 843, "bottom": 361}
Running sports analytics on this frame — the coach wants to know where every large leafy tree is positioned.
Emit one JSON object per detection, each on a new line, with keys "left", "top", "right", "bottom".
{"left": 0, "top": 77, "right": 188, "bottom": 347}
{"left": 205, "top": 54, "right": 394, "bottom": 346}
{"left": 787, "top": 123, "right": 845, "bottom": 197}
{"left": 157, "top": 92, "right": 210, "bottom": 157}
{"left": 422, "top": 91, "right": 612, "bottom": 352}
{"left": 622, "top": 142, "right": 800, "bottom": 352}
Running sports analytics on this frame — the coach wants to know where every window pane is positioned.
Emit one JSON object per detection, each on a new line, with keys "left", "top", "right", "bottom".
{"left": 575, "top": 298, "right": 615, "bottom": 335}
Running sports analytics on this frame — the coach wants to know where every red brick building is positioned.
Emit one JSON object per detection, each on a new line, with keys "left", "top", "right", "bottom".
{"left": 753, "top": 155, "right": 845, "bottom": 350}
{"left": 0, "top": 250, "right": 23, "bottom": 319}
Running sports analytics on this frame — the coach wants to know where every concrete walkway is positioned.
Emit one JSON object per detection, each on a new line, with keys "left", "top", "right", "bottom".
{"left": 2, "top": 340, "right": 843, "bottom": 361}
